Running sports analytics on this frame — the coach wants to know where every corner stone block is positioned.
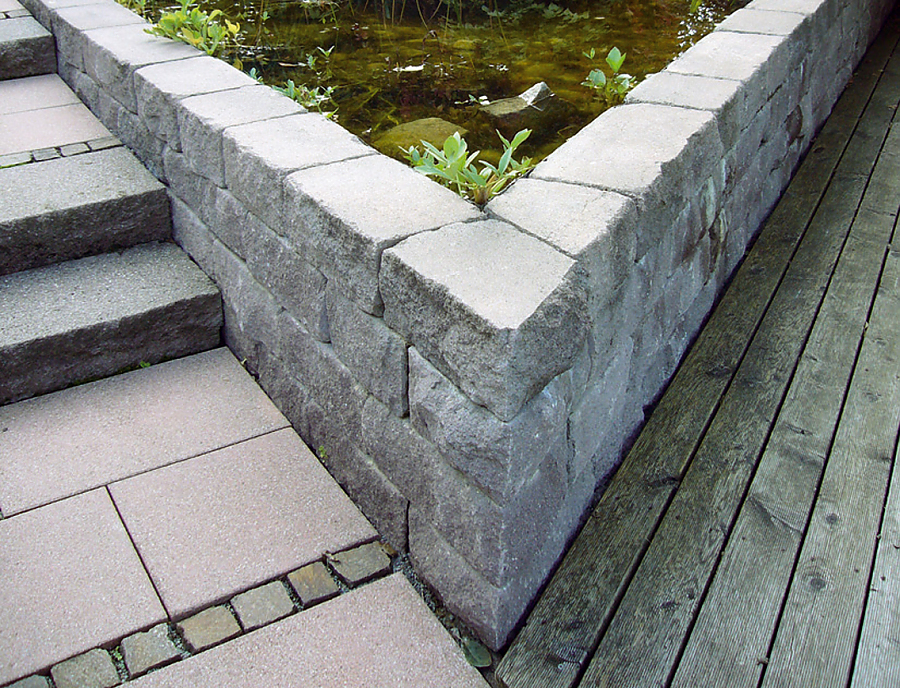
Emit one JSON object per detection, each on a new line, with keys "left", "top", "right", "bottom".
{"left": 177, "top": 85, "right": 302, "bottom": 186}
{"left": 487, "top": 178, "right": 637, "bottom": 319}
{"left": 50, "top": 1, "right": 145, "bottom": 73}
{"left": 381, "top": 219, "right": 589, "bottom": 421}
{"left": 79, "top": 23, "right": 197, "bottom": 116}
{"left": 534, "top": 104, "right": 722, "bottom": 240}
{"left": 135, "top": 56, "right": 259, "bottom": 152}
{"left": 222, "top": 114, "right": 375, "bottom": 231}
{"left": 326, "top": 282, "right": 408, "bottom": 415}
{"left": 284, "top": 154, "right": 480, "bottom": 315}
{"left": 406, "top": 347, "right": 570, "bottom": 505}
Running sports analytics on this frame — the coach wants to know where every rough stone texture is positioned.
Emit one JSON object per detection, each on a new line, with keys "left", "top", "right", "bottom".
{"left": 231, "top": 582, "right": 295, "bottom": 632}
{"left": 177, "top": 85, "right": 302, "bottom": 186}
{"left": 0, "top": 348, "right": 288, "bottom": 515}
{"left": 0, "top": 16, "right": 55, "bottom": 79}
{"left": 50, "top": 2, "right": 145, "bottom": 74}
{"left": 128, "top": 575, "right": 489, "bottom": 688}
{"left": 222, "top": 113, "right": 374, "bottom": 230}
{"left": 0, "top": 241, "right": 222, "bottom": 405}
{"left": 288, "top": 562, "right": 341, "bottom": 607}
{"left": 0, "top": 490, "right": 164, "bottom": 685}
{"left": 134, "top": 56, "right": 259, "bottom": 151}
{"left": 382, "top": 219, "right": 588, "bottom": 421}
{"left": 285, "top": 154, "right": 480, "bottom": 314}
{"left": 326, "top": 283, "right": 408, "bottom": 416}
{"left": 7, "top": 676, "right": 51, "bottom": 688}
{"left": 328, "top": 542, "right": 392, "bottom": 587}
{"left": 0, "top": 146, "right": 170, "bottom": 275}
{"left": 110, "top": 428, "right": 376, "bottom": 618}
{"left": 121, "top": 624, "right": 180, "bottom": 678}
{"left": 51, "top": 650, "right": 120, "bottom": 688}
{"left": 176, "top": 607, "right": 241, "bottom": 653}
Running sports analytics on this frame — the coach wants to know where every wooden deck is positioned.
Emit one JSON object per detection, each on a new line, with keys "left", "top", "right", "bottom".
{"left": 497, "top": 11, "right": 900, "bottom": 688}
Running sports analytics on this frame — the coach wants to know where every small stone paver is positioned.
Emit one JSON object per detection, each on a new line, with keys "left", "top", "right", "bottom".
{"left": 60, "top": 142, "right": 90, "bottom": 156}
{"left": 128, "top": 575, "right": 489, "bottom": 687}
{"left": 50, "top": 649, "right": 120, "bottom": 688}
{"left": 231, "top": 582, "right": 295, "bottom": 632}
{"left": 176, "top": 607, "right": 241, "bottom": 653}
{"left": 7, "top": 676, "right": 50, "bottom": 688}
{"left": 288, "top": 562, "right": 340, "bottom": 606}
{"left": 120, "top": 624, "right": 180, "bottom": 678}
{"left": 0, "top": 490, "right": 166, "bottom": 685}
{"left": 31, "top": 146, "right": 59, "bottom": 161}
{"left": 0, "top": 348, "right": 289, "bottom": 515}
{"left": 328, "top": 542, "right": 392, "bottom": 587}
{"left": 109, "top": 427, "right": 375, "bottom": 618}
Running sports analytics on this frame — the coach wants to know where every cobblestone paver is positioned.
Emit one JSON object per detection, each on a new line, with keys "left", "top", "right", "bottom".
{"left": 50, "top": 650, "right": 120, "bottom": 688}
{"left": 328, "top": 541, "right": 393, "bottom": 587}
{"left": 120, "top": 625, "right": 180, "bottom": 678}
{"left": 287, "top": 562, "right": 340, "bottom": 606}
{"left": 231, "top": 582, "right": 296, "bottom": 632}
{"left": 176, "top": 607, "right": 241, "bottom": 653}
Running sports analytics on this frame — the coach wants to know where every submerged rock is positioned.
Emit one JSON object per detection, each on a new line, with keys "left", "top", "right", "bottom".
{"left": 373, "top": 117, "right": 469, "bottom": 160}
{"left": 480, "top": 82, "right": 575, "bottom": 140}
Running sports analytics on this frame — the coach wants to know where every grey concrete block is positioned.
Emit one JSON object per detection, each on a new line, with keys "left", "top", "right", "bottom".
{"left": 221, "top": 257, "right": 282, "bottom": 375}
{"left": 209, "top": 187, "right": 250, "bottom": 258}
{"left": 0, "top": 242, "right": 222, "bottom": 404}
{"left": 0, "top": 16, "right": 55, "bottom": 79}
{"left": 406, "top": 347, "right": 570, "bottom": 505}
{"left": 284, "top": 154, "right": 481, "bottom": 314}
{"left": 51, "top": 2, "right": 144, "bottom": 73}
{"left": 487, "top": 178, "right": 638, "bottom": 316}
{"left": 120, "top": 624, "right": 180, "bottom": 678}
{"left": 716, "top": 7, "right": 808, "bottom": 37}
{"left": 0, "top": 147, "right": 170, "bottom": 275}
{"left": 163, "top": 146, "right": 216, "bottom": 223}
{"left": 222, "top": 114, "right": 374, "bottom": 230}
{"left": 51, "top": 649, "right": 120, "bottom": 688}
{"left": 382, "top": 219, "right": 588, "bottom": 422}
{"left": 176, "top": 606, "right": 241, "bottom": 652}
{"left": 231, "top": 582, "right": 295, "bottom": 631}
{"left": 178, "top": 85, "right": 302, "bottom": 186}
{"left": 243, "top": 220, "right": 329, "bottom": 342}
{"left": 135, "top": 56, "right": 258, "bottom": 151}
{"left": 326, "top": 283, "right": 408, "bottom": 416}
{"left": 80, "top": 23, "right": 197, "bottom": 114}
{"left": 115, "top": 104, "right": 166, "bottom": 180}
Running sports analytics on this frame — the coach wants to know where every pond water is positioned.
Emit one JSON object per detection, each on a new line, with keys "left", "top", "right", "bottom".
{"left": 148, "top": 0, "right": 739, "bottom": 161}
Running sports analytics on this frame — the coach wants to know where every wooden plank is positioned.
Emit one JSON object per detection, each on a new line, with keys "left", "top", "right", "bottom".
{"left": 576, "top": 53, "right": 900, "bottom": 688}
{"left": 495, "top": 24, "right": 899, "bottom": 688}
{"left": 671, "top": 201, "right": 898, "bottom": 687}
{"left": 760, "top": 249, "right": 900, "bottom": 688}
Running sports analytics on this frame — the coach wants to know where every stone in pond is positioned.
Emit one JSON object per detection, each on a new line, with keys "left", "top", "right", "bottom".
{"left": 480, "top": 81, "right": 575, "bottom": 140}
{"left": 373, "top": 117, "right": 469, "bottom": 160}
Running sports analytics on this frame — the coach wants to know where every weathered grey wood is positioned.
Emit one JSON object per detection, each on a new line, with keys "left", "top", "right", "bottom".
{"left": 760, "top": 246, "right": 900, "bottom": 688}
{"left": 672, "top": 199, "right": 898, "bottom": 687}
{"left": 496, "top": 25, "right": 898, "bottom": 688}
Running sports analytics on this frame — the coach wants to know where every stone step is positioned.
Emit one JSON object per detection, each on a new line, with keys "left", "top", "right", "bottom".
{"left": 0, "top": 145, "right": 171, "bottom": 276}
{"left": 0, "top": 241, "right": 222, "bottom": 404}
{"left": 0, "top": 11, "right": 55, "bottom": 80}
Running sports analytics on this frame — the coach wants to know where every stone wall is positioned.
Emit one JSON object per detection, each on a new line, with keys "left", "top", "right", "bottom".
{"left": 23, "top": 0, "right": 894, "bottom": 648}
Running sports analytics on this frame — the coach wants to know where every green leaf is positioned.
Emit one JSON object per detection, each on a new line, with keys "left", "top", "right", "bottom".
{"left": 606, "top": 47, "right": 626, "bottom": 74}
{"left": 462, "top": 638, "right": 492, "bottom": 668}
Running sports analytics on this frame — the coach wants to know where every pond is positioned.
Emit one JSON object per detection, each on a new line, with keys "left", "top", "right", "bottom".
{"left": 146, "top": 0, "right": 740, "bottom": 162}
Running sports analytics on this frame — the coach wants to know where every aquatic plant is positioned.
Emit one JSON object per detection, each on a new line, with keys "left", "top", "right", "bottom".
{"left": 147, "top": 0, "right": 240, "bottom": 57}
{"left": 403, "top": 129, "right": 533, "bottom": 205}
{"left": 582, "top": 46, "right": 635, "bottom": 107}
{"left": 273, "top": 80, "right": 338, "bottom": 115}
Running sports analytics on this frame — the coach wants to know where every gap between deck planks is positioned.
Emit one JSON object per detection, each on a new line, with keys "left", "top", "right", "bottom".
{"left": 497, "top": 16, "right": 900, "bottom": 688}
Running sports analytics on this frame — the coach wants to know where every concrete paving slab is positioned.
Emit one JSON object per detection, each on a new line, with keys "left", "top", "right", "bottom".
{"left": 0, "top": 74, "right": 80, "bottom": 116}
{"left": 0, "top": 103, "right": 110, "bottom": 156}
{"left": 109, "top": 428, "right": 376, "bottom": 618}
{"left": 0, "top": 348, "right": 289, "bottom": 515}
{"left": 129, "top": 574, "right": 489, "bottom": 687}
{"left": 0, "top": 0, "right": 24, "bottom": 13}
{"left": 0, "top": 490, "right": 166, "bottom": 685}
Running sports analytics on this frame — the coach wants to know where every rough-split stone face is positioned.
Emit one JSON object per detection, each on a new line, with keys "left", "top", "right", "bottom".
{"left": 382, "top": 219, "right": 589, "bottom": 421}
{"left": 284, "top": 154, "right": 480, "bottom": 314}
{"left": 176, "top": 607, "right": 241, "bottom": 653}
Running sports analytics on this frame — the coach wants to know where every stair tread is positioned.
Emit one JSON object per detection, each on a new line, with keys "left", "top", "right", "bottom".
{"left": 0, "top": 15, "right": 54, "bottom": 79}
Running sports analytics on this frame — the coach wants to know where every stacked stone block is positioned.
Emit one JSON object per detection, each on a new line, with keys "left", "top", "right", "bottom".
{"left": 19, "top": 0, "right": 894, "bottom": 649}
